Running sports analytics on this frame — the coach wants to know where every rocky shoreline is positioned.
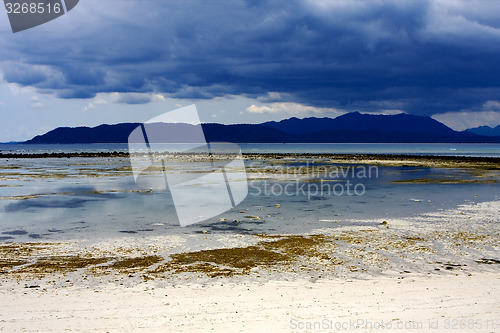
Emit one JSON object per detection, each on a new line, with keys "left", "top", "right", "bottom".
{"left": 1, "top": 151, "right": 500, "bottom": 169}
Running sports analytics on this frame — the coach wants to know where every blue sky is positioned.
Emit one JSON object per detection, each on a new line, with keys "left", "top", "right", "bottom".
{"left": 1, "top": 0, "right": 500, "bottom": 141}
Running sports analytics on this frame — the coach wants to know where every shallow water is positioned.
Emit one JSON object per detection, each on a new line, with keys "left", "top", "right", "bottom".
{"left": 0, "top": 155, "right": 499, "bottom": 242}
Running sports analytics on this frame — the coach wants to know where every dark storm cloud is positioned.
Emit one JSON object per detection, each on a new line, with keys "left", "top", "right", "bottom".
{"left": 1, "top": 0, "right": 500, "bottom": 114}
{"left": 3, "top": 64, "right": 50, "bottom": 86}
{"left": 111, "top": 92, "right": 155, "bottom": 104}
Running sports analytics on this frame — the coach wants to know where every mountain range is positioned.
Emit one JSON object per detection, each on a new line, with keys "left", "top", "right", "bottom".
{"left": 466, "top": 125, "right": 500, "bottom": 137}
{"left": 24, "top": 112, "right": 500, "bottom": 144}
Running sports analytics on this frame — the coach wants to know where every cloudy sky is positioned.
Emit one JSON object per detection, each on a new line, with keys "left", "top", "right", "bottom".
{"left": 1, "top": 0, "right": 500, "bottom": 141}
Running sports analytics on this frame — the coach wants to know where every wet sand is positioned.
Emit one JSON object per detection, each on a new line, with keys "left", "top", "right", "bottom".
{"left": 0, "top": 200, "right": 499, "bottom": 331}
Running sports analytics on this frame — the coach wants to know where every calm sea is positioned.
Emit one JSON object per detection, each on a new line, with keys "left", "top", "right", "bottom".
{"left": 1, "top": 143, "right": 500, "bottom": 157}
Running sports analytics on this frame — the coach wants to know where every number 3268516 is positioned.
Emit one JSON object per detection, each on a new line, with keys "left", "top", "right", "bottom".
{"left": 5, "top": 2, "right": 61, "bottom": 14}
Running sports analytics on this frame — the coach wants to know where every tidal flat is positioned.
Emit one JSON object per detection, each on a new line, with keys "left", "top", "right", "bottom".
{"left": 0, "top": 199, "right": 498, "bottom": 286}
{"left": 0, "top": 153, "right": 499, "bottom": 332}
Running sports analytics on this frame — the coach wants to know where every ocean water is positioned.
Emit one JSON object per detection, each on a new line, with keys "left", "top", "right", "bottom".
{"left": 0, "top": 143, "right": 499, "bottom": 242}
{"left": 2, "top": 142, "right": 500, "bottom": 157}
{"left": 241, "top": 143, "right": 500, "bottom": 157}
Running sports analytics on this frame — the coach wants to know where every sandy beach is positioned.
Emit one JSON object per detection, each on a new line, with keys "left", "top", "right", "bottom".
{"left": 1, "top": 197, "right": 499, "bottom": 332}
{"left": 1, "top": 273, "right": 499, "bottom": 332}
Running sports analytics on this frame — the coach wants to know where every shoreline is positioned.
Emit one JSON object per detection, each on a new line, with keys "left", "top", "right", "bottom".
{"left": 1, "top": 200, "right": 498, "bottom": 285}
{"left": 0, "top": 198, "right": 498, "bottom": 332}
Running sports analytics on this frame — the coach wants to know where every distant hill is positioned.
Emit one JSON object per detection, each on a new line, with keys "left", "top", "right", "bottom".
{"left": 466, "top": 125, "right": 500, "bottom": 136}
{"left": 263, "top": 112, "right": 455, "bottom": 135}
{"left": 261, "top": 112, "right": 484, "bottom": 142}
{"left": 26, "top": 123, "right": 141, "bottom": 144}
{"left": 24, "top": 112, "right": 500, "bottom": 144}
{"left": 26, "top": 123, "right": 294, "bottom": 144}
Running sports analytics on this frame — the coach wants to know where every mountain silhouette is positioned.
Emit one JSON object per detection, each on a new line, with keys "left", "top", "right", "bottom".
{"left": 466, "top": 125, "right": 500, "bottom": 137}
{"left": 24, "top": 112, "right": 500, "bottom": 144}
{"left": 263, "top": 112, "right": 455, "bottom": 135}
